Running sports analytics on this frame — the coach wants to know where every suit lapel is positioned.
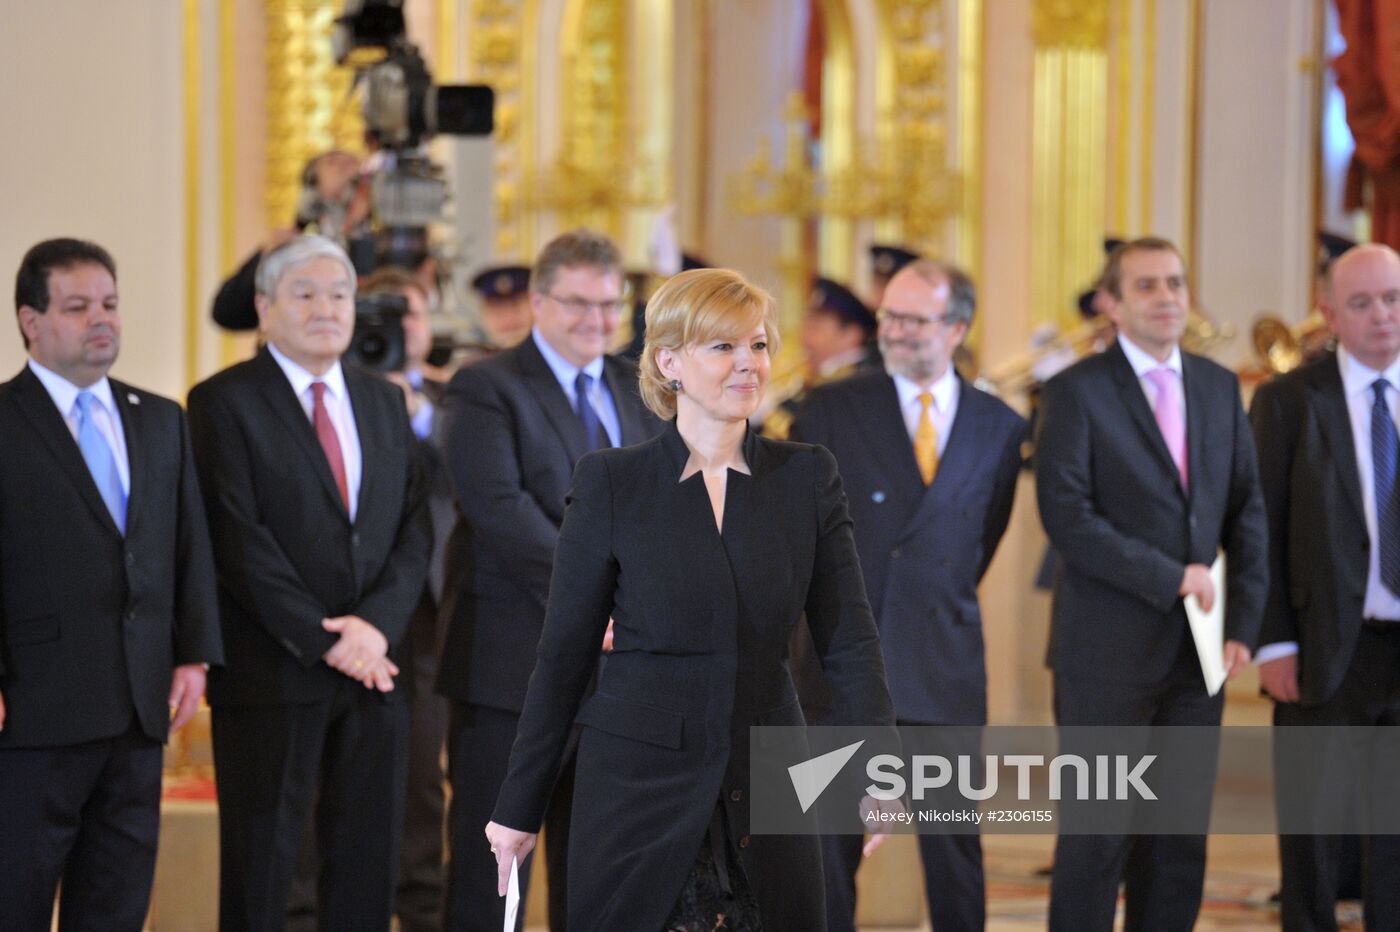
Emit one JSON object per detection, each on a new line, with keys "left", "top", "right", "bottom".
{"left": 111, "top": 380, "right": 146, "bottom": 536}
{"left": 9, "top": 366, "right": 122, "bottom": 536}
{"left": 898, "top": 378, "right": 995, "bottom": 544}
{"left": 1107, "top": 342, "right": 1184, "bottom": 497}
{"left": 519, "top": 337, "right": 589, "bottom": 464}
{"left": 1182, "top": 354, "right": 1209, "bottom": 505}
{"left": 712, "top": 428, "right": 761, "bottom": 624}
{"left": 1307, "top": 355, "right": 1367, "bottom": 525}
{"left": 855, "top": 374, "right": 925, "bottom": 497}
{"left": 603, "top": 357, "right": 646, "bottom": 446}
{"left": 254, "top": 351, "right": 351, "bottom": 520}
{"left": 345, "top": 367, "right": 380, "bottom": 524}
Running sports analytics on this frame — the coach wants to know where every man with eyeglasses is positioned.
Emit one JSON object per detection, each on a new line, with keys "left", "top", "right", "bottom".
{"left": 791, "top": 260, "right": 1026, "bottom": 932}
{"left": 436, "top": 228, "right": 662, "bottom": 930}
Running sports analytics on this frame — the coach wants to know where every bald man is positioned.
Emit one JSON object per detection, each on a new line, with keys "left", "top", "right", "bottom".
{"left": 1251, "top": 243, "right": 1400, "bottom": 931}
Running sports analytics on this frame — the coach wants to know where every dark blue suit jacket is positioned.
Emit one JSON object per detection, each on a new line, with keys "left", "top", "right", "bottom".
{"left": 0, "top": 366, "right": 222, "bottom": 747}
{"left": 434, "top": 335, "right": 662, "bottom": 713}
{"left": 1035, "top": 341, "right": 1268, "bottom": 685}
{"left": 793, "top": 369, "right": 1026, "bottom": 724}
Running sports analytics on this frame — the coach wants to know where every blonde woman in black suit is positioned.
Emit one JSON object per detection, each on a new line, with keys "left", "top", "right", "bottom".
{"left": 486, "top": 268, "right": 895, "bottom": 930}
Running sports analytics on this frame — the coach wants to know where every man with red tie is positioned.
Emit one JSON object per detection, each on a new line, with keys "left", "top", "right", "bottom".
{"left": 188, "top": 235, "right": 431, "bottom": 932}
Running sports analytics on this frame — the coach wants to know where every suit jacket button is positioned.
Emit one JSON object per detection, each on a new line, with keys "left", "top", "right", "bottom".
{"left": 891, "top": 548, "right": 901, "bottom": 558}
{"left": 125, "top": 551, "right": 135, "bottom": 567}
{"left": 872, "top": 491, "right": 886, "bottom": 503}
{"left": 738, "top": 835, "right": 750, "bottom": 848}
{"left": 125, "top": 609, "right": 136, "bottom": 623}
{"left": 730, "top": 789, "right": 743, "bottom": 802}
{"left": 352, "top": 532, "right": 361, "bottom": 547}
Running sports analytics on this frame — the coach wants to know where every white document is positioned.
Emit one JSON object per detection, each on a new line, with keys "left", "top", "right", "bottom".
{"left": 1184, "top": 555, "right": 1228, "bottom": 696}
{"left": 503, "top": 856, "right": 520, "bottom": 932}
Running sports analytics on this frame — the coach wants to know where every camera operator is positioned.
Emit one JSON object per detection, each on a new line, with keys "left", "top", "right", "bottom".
{"left": 211, "top": 149, "right": 368, "bottom": 332}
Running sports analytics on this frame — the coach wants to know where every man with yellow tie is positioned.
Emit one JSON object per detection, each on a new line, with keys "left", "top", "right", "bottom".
{"left": 791, "top": 259, "right": 1026, "bottom": 932}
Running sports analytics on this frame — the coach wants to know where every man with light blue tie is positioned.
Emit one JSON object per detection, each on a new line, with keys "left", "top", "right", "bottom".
{"left": 436, "top": 229, "right": 662, "bottom": 930}
{"left": 0, "top": 238, "right": 222, "bottom": 931}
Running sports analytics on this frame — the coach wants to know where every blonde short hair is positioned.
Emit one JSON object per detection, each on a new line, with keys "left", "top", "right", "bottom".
{"left": 639, "top": 268, "right": 781, "bottom": 420}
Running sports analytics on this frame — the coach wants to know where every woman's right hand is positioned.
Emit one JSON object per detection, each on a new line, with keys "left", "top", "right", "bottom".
{"left": 485, "top": 821, "right": 537, "bottom": 896}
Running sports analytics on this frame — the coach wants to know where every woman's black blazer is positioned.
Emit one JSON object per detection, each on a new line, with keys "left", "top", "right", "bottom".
{"left": 493, "top": 420, "right": 895, "bottom": 931}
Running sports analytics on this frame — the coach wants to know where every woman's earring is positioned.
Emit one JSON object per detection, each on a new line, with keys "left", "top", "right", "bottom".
{"left": 669, "top": 379, "right": 681, "bottom": 393}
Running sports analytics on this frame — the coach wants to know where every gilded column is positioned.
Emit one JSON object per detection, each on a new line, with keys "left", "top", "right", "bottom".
{"left": 1031, "top": 0, "right": 1109, "bottom": 332}
{"left": 263, "top": 0, "right": 363, "bottom": 232}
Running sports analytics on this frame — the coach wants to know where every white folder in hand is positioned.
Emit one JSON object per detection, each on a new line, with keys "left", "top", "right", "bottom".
{"left": 1183, "top": 555, "right": 1227, "bottom": 696}
{"left": 503, "top": 856, "right": 520, "bottom": 932}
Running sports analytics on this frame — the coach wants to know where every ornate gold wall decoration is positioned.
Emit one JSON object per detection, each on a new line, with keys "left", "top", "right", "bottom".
{"left": 523, "top": 0, "right": 642, "bottom": 239}
{"left": 1031, "top": 0, "right": 1109, "bottom": 331}
{"left": 725, "top": 1, "right": 967, "bottom": 340}
{"left": 466, "top": 0, "right": 525, "bottom": 258}
{"left": 263, "top": 0, "right": 363, "bottom": 231}
{"left": 1033, "top": 0, "right": 1109, "bottom": 49}
{"left": 956, "top": 0, "right": 983, "bottom": 306}
{"left": 879, "top": 0, "right": 963, "bottom": 256}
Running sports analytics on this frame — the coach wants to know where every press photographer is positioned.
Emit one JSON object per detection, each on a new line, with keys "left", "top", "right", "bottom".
{"left": 210, "top": 0, "right": 492, "bottom": 333}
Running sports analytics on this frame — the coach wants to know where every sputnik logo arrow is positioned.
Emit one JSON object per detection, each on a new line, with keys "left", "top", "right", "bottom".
{"left": 788, "top": 740, "right": 866, "bottom": 813}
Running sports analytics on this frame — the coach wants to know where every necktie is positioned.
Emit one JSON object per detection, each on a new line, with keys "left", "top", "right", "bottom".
{"left": 1372, "top": 379, "right": 1400, "bottom": 595}
{"left": 913, "top": 391, "right": 938, "bottom": 486}
{"left": 311, "top": 382, "right": 351, "bottom": 510}
{"left": 574, "top": 371, "right": 611, "bottom": 451}
{"left": 1145, "top": 367, "right": 1188, "bottom": 490}
{"left": 74, "top": 391, "right": 126, "bottom": 533}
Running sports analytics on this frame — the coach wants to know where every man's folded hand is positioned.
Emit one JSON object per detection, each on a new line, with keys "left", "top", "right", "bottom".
{"left": 322, "top": 615, "right": 394, "bottom": 690}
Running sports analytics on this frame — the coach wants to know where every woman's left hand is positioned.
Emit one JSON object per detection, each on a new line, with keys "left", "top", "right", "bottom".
{"left": 485, "top": 821, "right": 537, "bottom": 896}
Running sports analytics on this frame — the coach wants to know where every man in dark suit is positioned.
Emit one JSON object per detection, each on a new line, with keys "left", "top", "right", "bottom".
{"left": 1035, "top": 237, "right": 1269, "bottom": 931}
{"left": 1250, "top": 243, "right": 1400, "bottom": 931}
{"left": 437, "top": 228, "right": 662, "bottom": 930}
{"left": 793, "top": 260, "right": 1025, "bottom": 932}
{"left": 277, "top": 266, "right": 454, "bottom": 932}
{"left": 0, "top": 238, "right": 223, "bottom": 931}
{"left": 188, "top": 235, "right": 431, "bottom": 932}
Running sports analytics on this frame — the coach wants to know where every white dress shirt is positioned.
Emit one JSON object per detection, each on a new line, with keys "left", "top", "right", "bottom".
{"left": 268, "top": 343, "right": 363, "bottom": 522}
{"left": 892, "top": 366, "right": 960, "bottom": 456}
{"left": 1117, "top": 333, "right": 1186, "bottom": 420}
{"left": 28, "top": 358, "right": 130, "bottom": 495}
{"left": 1257, "top": 348, "right": 1400, "bottom": 663}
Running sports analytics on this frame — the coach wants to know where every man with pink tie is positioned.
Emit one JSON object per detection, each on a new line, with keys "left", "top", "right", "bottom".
{"left": 1034, "top": 237, "right": 1269, "bottom": 931}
